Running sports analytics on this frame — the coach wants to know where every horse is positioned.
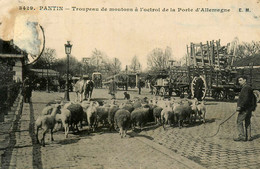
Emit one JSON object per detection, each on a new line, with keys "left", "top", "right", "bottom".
{"left": 74, "top": 79, "right": 87, "bottom": 102}
{"left": 74, "top": 79, "right": 94, "bottom": 102}
{"left": 84, "top": 80, "right": 94, "bottom": 100}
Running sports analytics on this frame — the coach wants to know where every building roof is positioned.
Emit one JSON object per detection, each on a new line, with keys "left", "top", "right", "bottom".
{"left": 0, "top": 39, "right": 25, "bottom": 58}
{"left": 30, "top": 69, "right": 60, "bottom": 77}
{"left": 233, "top": 54, "right": 260, "bottom": 67}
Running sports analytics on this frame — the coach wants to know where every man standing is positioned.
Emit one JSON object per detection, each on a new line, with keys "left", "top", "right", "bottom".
{"left": 23, "top": 77, "right": 32, "bottom": 103}
{"left": 109, "top": 77, "right": 117, "bottom": 99}
{"left": 234, "top": 76, "right": 257, "bottom": 142}
{"left": 137, "top": 78, "right": 142, "bottom": 95}
{"left": 168, "top": 79, "right": 173, "bottom": 97}
{"left": 194, "top": 74, "right": 204, "bottom": 101}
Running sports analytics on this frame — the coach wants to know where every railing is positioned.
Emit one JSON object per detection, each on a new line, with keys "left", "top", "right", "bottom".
{"left": 0, "top": 82, "right": 22, "bottom": 121}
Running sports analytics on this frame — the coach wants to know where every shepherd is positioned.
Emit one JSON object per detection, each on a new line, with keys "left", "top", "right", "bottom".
{"left": 23, "top": 77, "right": 32, "bottom": 103}
{"left": 234, "top": 76, "right": 257, "bottom": 142}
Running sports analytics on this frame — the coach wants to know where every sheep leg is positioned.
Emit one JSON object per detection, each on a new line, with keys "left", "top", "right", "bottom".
{"left": 140, "top": 124, "right": 143, "bottom": 131}
{"left": 131, "top": 122, "right": 135, "bottom": 131}
{"left": 41, "top": 130, "right": 47, "bottom": 147}
{"left": 203, "top": 112, "right": 206, "bottom": 123}
{"left": 64, "top": 124, "right": 69, "bottom": 138}
{"left": 124, "top": 129, "right": 127, "bottom": 137}
{"left": 50, "top": 129, "right": 54, "bottom": 141}
{"left": 75, "top": 92, "right": 78, "bottom": 102}
{"left": 94, "top": 119, "right": 98, "bottom": 131}
{"left": 75, "top": 124, "right": 80, "bottom": 132}
{"left": 119, "top": 128, "right": 123, "bottom": 138}
{"left": 53, "top": 123, "right": 59, "bottom": 132}
{"left": 154, "top": 116, "right": 157, "bottom": 124}
{"left": 80, "top": 120, "right": 83, "bottom": 129}
{"left": 80, "top": 93, "right": 82, "bottom": 102}
{"left": 178, "top": 120, "right": 182, "bottom": 129}
{"left": 189, "top": 115, "right": 192, "bottom": 124}
{"left": 200, "top": 113, "right": 203, "bottom": 123}
{"left": 71, "top": 123, "right": 75, "bottom": 133}
{"left": 36, "top": 127, "right": 40, "bottom": 144}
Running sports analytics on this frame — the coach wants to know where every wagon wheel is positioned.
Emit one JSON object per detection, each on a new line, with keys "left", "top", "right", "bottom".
{"left": 253, "top": 90, "right": 260, "bottom": 103}
{"left": 212, "top": 89, "right": 225, "bottom": 100}
{"left": 227, "top": 90, "right": 235, "bottom": 101}
{"left": 218, "top": 90, "right": 226, "bottom": 100}
{"left": 159, "top": 87, "right": 166, "bottom": 96}
{"left": 191, "top": 75, "right": 207, "bottom": 100}
{"left": 175, "top": 91, "right": 180, "bottom": 96}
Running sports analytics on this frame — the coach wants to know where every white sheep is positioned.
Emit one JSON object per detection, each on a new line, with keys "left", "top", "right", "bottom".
{"left": 190, "top": 98, "right": 199, "bottom": 123}
{"left": 35, "top": 104, "right": 61, "bottom": 147}
{"left": 161, "top": 101, "right": 174, "bottom": 129}
{"left": 108, "top": 103, "right": 119, "bottom": 131}
{"left": 96, "top": 105, "right": 110, "bottom": 127}
{"left": 197, "top": 101, "right": 206, "bottom": 123}
{"left": 41, "top": 105, "right": 54, "bottom": 115}
{"left": 86, "top": 101, "right": 99, "bottom": 131}
{"left": 66, "top": 103, "right": 85, "bottom": 132}
{"left": 173, "top": 101, "right": 193, "bottom": 129}
{"left": 81, "top": 100, "right": 91, "bottom": 123}
{"left": 131, "top": 106, "right": 150, "bottom": 130}
{"left": 55, "top": 108, "right": 71, "bottom": 138}
{"left": 114, "top": 109, "right": 131, "bottom": 138}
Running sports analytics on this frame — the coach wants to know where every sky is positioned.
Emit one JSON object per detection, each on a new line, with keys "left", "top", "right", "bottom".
{"left": 1, "top": 0, "right": 260, "bottom": 69}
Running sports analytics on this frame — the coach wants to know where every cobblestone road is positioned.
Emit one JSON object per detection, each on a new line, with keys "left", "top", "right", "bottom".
{"left": 140, "top": 93, "right": 260, "bottom": 169}
{"left": 0, "top": 90, "right": 202, "bottom": 169}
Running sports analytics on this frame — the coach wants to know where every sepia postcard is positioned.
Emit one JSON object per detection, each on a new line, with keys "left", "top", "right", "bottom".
{"left": 0, "top": 0, "right": 260, "bottom": 168}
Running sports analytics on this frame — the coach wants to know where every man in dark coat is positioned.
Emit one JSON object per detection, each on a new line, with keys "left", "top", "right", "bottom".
{"left": 23, "top": 77, "right": 32, "bottom": 103}
{"left": 137, "top": 78, "right": 142, "bottom": 95}
{"left": 168, "top": 79, "right": 173, "bottom": 97}
{"left": 194, "top": 74, "right": 204, "bottom": 101}
{"left": 234, "top": 76, "right": 257, "bottom": 142}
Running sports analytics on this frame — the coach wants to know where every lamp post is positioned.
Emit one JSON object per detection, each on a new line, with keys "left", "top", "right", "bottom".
{"left": 46, "top": 62, "right": 50, "bottom": 93}
{"left": 46, "top": 62, "right": 52, "bottom": 93}
{"left": 64, "top": 41, "right": 72, "bottom": 101}
{"left": 125, "top": 65, "right": 128, "bottom": 91}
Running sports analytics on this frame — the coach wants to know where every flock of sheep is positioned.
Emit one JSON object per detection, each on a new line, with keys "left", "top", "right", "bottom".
{"left": 35, "top": 97, "right": 206, "bottom": 147}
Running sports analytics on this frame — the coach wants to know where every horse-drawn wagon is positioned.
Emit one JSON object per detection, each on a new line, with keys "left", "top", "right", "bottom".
{"left": 151, "top": 39, "right": 260, "bottom": 101}
{"left": 185, "top": 39, "right": 260, "bottom": 101}
{"left": 92, "top": 72, "right": 102, "bottom": 88}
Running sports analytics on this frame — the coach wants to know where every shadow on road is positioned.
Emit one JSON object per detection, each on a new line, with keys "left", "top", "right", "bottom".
{"left": 56, "top": 137, "right": 81, "bottom": 145}
{"left": 128, "top": 131, "right": 154, "bottom": 140}
{"left": 251, "top": 134, "right": 260, "bottom": 141}
{"left": 204, "top": 118, "right": 217, "bottom": 124}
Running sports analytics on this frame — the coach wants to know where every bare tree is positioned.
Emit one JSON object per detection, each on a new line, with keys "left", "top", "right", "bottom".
{"left": 147, "top": 46, "right": 172, "bottom": 70}
{"left": 32, "top": 48, "right": 57, "bottom": 69}
{"left": 236, "top": 41, "right": 260, "bottom": 59}
{"left": 111, "top": 57, "right": 122, "bottom": 75}
{"left": 89, "top": 48, "right": 110, "bottom": 72}
{"left": 130, "top": 55, "right": 142, "bottom": 72}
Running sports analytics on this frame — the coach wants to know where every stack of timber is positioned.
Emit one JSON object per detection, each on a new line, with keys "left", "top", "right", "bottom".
{"left": 186, "top": 40, "right": 235, "bottom": 70}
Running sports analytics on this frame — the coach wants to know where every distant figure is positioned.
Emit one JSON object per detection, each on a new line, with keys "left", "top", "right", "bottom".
{"left": 168, "top": 79, "right": 173, "bottom": 96}
{"left": 109, "top": 77, "right": 117, "bottom": 99}
{"left": 194, "top": 74, "right": 203, "bottom": 101}
{"left": 147, "top": 80, "right": 151, "bottom": 90}
{"left": 150, "top": 80, "right": 155, "bottom": 95}
{"left": 123, "top": 92, "right": 130, "bottom": 100}
{"left": 137, "top": 78, "right": 142, "bottom": 95}
{"left": 23, "top": 77, "right": 32, "bottom": 103}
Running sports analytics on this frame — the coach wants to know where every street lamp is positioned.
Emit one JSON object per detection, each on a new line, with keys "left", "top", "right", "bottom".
{"left": 64, "top": 41, "right": 72, "bottom": 101}
{"left": 46, "top": 62, "right": 50, "bottom": 93}
{"left": 125, "top": 65, "right": 128, "bottom": 91}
